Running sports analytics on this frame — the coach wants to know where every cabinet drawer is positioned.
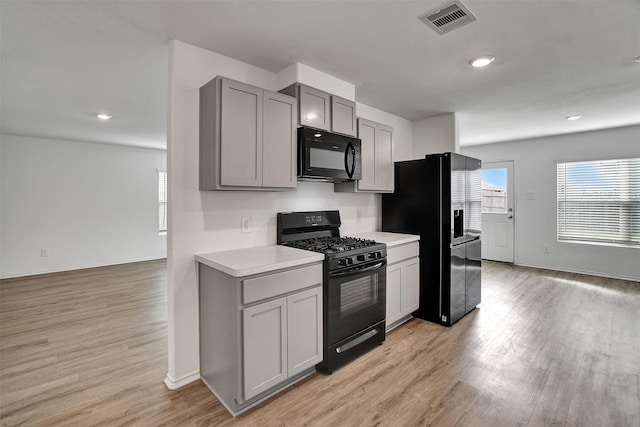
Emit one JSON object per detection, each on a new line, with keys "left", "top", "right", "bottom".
{"left": 387, "top": 241, "right": 419, "bottom": 264}
{"left": 242, "top": 263, "right": 323, "bottom": 304}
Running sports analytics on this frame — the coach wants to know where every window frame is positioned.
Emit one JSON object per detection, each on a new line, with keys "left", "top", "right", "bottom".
{"left": 556, "top": 157, "right": 639, "bottom": 248}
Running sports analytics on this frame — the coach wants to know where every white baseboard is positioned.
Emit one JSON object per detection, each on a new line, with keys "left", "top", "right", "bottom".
{"left": 514, "top": 262, "right": 639, "bottom": 283}
{"left": 164, "top": 370, "right": 200, "bottom": 390}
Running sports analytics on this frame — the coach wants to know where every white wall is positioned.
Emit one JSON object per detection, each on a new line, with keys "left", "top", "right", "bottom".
{"left": 356, "top": 103, "right": 413, "bottom": 162}
{"left": 461, "top": 125, "right": 640, "bottom": 281}
{"left": 412, "top": 113, "right": 459, "bottom": 157}
{"left": 0, "top": 134, "right": 167, "bottom": 278}
{"left": 277, "top": 63, "right": 356, "bottom": 101}
{"left": 166, "top": 40, "right": 413, "bottom": 388}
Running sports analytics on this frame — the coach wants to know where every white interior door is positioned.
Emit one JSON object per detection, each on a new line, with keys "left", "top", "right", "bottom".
{"left": 481, "top": 161, "right": 514, "bottom": 263}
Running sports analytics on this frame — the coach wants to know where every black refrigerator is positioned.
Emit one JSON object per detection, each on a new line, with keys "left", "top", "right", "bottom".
{"left": 382, "top": 152, "right": 482, "bottom": 326}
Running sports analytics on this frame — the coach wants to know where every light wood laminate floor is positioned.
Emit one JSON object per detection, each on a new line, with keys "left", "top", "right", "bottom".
{"left": 1, "top": 260, "right": 639, "bottom": 426}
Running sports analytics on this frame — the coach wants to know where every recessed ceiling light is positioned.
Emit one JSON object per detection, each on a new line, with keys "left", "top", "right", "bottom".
{"left": 97, "top": 113, "right": 112, "bottom": 120}
{"left": 566, "top": 114, "right": 582, "bottom": 121}
{"left": 469, "top": 55, "right": 495, "bottom": 68}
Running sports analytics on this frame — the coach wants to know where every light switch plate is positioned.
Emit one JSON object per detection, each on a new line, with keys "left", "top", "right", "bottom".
{"left": 241, "top": 216, "right": 251, "bottom": 234}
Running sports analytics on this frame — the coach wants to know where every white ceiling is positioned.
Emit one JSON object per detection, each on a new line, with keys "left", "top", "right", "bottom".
{"left": 1, "top": 0, "right": 639, "bottom": 150}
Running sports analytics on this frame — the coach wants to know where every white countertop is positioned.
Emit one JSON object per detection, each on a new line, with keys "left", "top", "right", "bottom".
{"left": 195, "top": 245, "right": 324, "bottom": 278}
{"left": 351, "top": 231, "right": 419, "bottom": 247}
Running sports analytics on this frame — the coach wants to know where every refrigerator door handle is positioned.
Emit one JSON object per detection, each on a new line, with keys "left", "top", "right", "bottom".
{"left": 438, "top": 156, "right": 443, "bottom": 320}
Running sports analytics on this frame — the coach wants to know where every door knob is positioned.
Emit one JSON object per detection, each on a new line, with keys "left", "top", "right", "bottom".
{"left": 508, "top": 215, "right": 513, "bottom": 219}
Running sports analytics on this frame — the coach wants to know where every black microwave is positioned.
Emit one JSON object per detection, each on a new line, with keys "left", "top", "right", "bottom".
{"left": 298, "top": 126, "right": 362, "bottom": 182}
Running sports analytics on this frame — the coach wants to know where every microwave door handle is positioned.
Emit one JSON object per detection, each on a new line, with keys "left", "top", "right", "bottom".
{"left": 345, "top": 142, "right": 355, "bottom": 179}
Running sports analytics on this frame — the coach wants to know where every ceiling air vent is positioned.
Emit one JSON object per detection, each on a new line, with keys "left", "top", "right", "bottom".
{"left": 418, "top": 1, "right": 478, "bottom": 35}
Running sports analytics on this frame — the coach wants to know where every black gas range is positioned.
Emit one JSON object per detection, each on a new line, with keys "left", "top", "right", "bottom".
{"left": 277, "top": 210, "right": 387, "bottom": 374}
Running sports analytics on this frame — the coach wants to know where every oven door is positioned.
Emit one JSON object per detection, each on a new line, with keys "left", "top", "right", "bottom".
{"left": 326, "top": 259, "right": 386, "bottom": 345}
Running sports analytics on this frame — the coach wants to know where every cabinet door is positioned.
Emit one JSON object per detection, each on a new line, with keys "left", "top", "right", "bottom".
{"left": 263, "top": 91, "right": 296, "bottom": 188}
{"left": 401, "top": 258, "right": 420, "bottom": 314}
{"left": 357, "top": 119, "right": 377, "bottom": 191}
{"left": 220, "top": 79, "right": 263, "bottom": 187}
{"left": 376, "top": 125, "right": 394, "bottom": 192}
{"left": 331, "top": 95, "right": 357, "bottom": 137}
{"left": 242, "top": 297, "right": 287, "bottom": 400}
{"left": 386, "top": 263, "right": 403, "bottom": 327}
{"left": 287, "top": 287, "right": 323, "bottom": 376}
{"left": 298, "top": 85, "right": 330, "bottom": 131}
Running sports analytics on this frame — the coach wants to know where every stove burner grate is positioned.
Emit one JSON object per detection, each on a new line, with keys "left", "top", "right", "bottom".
{"left": 284, "top": 236, "right": 379, "bottom": 254}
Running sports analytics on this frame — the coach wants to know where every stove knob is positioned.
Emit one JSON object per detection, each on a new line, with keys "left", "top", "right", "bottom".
{"left": 338, "top": 259, "right": 347, "bottom": 266}
{"left": 357, "top": 255, "right": 365, "bottom": 261}
{"left": 346, "top": 257, "right": 354, "bottom": 265}
{"left": 376, "top": 251, "right": 383, "bottom": 258}
{"left": 368, "top": 253, "right": 376, "bottom": 259}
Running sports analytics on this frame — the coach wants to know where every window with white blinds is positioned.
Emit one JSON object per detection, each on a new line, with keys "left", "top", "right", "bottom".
{"left": 158, "top": 171, "right": 167, "bottom": 232}
{"left": 557, "top": 158, "right": 639, "bottom": 246}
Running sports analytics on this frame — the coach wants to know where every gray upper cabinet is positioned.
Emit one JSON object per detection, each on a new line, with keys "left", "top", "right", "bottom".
{"left": 331, "top": 95, "right": 357, "bottom": 137}
{"left": 200, "top": 76, "right": 296, "bottom": 191}
{"left": 376, "top": 124, "right": 394, "bottom": 192}
{"left": 299, "top": 85, "right": 330, "bottom": 130}
{"left": 334, "top": 118, "right": 394, "bottom": 193}
{"left": 220, "top": 79, "right": 263, "bottom": 187}
{"left": 280, "top": 84, "right": 330, "bottom": 131}
{"left": 263, "top": 91, "right": 297, "bottom": 188}
{"left": 356, "top": 119, "right": 377, "bottom": 191}
{"left": 280, "top": 83, "right": 356, "bottom": 137}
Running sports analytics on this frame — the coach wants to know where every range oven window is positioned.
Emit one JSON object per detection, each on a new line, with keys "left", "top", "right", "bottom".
{"left": 340, "top": 275, "right": 379, "bottom": 317}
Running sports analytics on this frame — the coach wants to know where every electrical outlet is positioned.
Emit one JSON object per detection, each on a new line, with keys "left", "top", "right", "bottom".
{"left": 543, "top": 244, "right": 549, "bottom": 253}
{"left": 241, "top": 216, "right": 251, "bottom": 234}
{"left": 526, "top": 192, "right": 536, "bottom": 200}
{"left": 41, "top": 248, "right": 49, "bottom": 257}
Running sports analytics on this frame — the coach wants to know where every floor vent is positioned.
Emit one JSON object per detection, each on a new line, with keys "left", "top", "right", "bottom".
{"left": 418, "top": 1, "right": 478, "bottom": 35}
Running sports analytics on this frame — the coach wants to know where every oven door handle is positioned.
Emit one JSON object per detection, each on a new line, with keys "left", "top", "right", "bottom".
{"left": 330, "top": 261, "right": 386, "bottom": 278}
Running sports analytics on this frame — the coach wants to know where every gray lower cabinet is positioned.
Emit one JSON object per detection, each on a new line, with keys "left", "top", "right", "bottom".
{"left": 242, "top": 297, "right": 287, "bottom": 400}
{"left": 199, "top": 261, "right": 323, "bottom": 415}
{"left": 385, "top": 241, "right": 420, "bottom": 331}
{"left": 242, "top": 286, "right": 323, "bottom": 401}
{"left": 200, "top": 76, "right": 296, "bottom": 190}
{"left": 335, "top": 118, "right": 394, "bottom": 193}
{"left": 286, "top": 287, "right": 324, "bottom": 376}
